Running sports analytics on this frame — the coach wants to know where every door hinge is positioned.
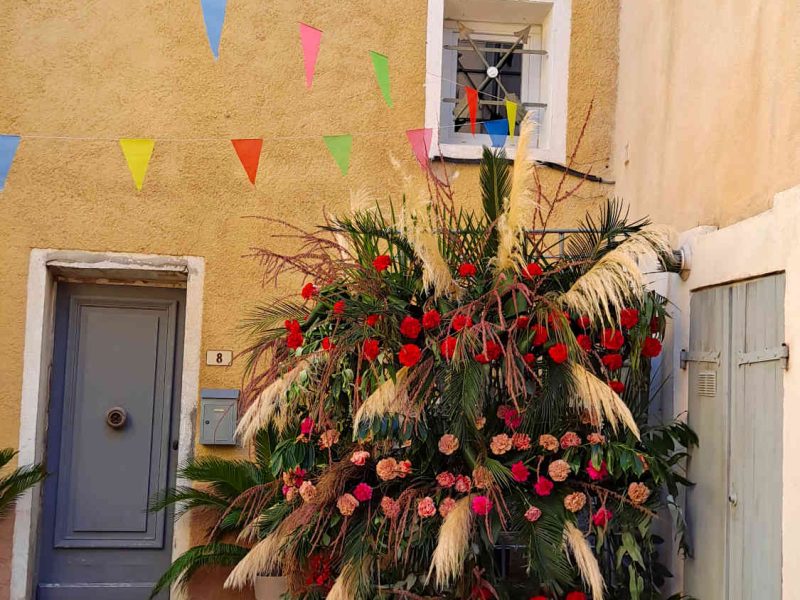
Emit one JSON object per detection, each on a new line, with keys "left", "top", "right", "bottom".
{"left": 680, "top": 350, "right": 721, "bottom": 370}
{"left": 737, "top": 343, "right": 789, "bottom": 369}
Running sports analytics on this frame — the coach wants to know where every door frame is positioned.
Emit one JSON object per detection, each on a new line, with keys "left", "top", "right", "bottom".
{"left": 647, "top": 184, "right": 800, "bottom": 596}
{"left": 11, "top": 249, "right": 205, "bottom": 600}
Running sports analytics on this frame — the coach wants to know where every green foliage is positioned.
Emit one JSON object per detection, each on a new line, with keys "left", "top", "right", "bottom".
{"left": 149, "top": 543, "right": 249, "bottom": 599}
{"left": 0, "top": 448, "right": 46, "bottom": 519}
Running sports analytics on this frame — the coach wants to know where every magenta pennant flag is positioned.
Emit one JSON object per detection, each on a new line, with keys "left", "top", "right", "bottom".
{"left": 406, "top": 128, "right": 432, "bottom": 170}
{"left": 299, "top": 23, "right": 323, "bottom": 88}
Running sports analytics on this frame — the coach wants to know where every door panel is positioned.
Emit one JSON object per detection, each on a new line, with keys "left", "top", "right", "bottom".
{"left": 685, "top": 274, "right": 784, "bottom": 599}
{"left": 37, "top": 283, "right": 185, "bottom": 599}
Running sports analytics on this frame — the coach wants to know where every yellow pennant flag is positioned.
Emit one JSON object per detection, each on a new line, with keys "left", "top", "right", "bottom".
{"left": 505, "top": 100, "right": 518, "bottom": 139}
{"left": 119, "top": 138, "right": 155, "bottom": 191}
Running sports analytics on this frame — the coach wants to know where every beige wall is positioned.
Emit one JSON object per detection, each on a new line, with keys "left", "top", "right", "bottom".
{"left": 614, "top": 0, "right": 800, "bottom": 229}
{"left": 0, "top": 1, "right": 619, "bottom": 597}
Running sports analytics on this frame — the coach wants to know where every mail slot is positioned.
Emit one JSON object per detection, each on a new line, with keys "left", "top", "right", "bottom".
{"left": 199, "top": 388, "right": 239, "bottom": 445}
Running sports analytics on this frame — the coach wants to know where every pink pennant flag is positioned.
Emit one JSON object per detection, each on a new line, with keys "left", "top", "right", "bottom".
{"left": 466, "top": 87, "right": 479, "bottom": 135}
{"left": 406, "top": 128, "right": 432, "bottom": 170}
{"left": 299, "top": 23, "right": 323, "bottom": 88}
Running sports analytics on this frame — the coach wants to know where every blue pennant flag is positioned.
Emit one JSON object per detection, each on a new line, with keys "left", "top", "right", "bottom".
{"left": 200, "top": 0, "right": 227, "bottom": 59}
{"left": 0, "top": 135, "right": 20, "bottom": 192}
{"left": 484, "top": 119, "right": 509, "bottom": 148}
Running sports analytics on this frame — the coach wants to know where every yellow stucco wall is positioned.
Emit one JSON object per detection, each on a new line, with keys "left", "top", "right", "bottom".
{"left": 614, "top": 0, "right": 800, "bottom": 230}
{"left": 0, "top": 1, "right": 619, "bottom": 597}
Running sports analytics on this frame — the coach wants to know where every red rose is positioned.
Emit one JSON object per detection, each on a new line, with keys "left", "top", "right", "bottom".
{"left": 620, "top": 307, "right": 639, "bottom": 330}
{"left": 516, "top": 315, "right": 530, "bottom": 329}
{"left": 399, "top": 316, "right": 422, "bottom": 339}
{"left": 440, "top": 337, "right": 457, "bottom": 360}
{"left": 601, "top": 353, "right": 623, "bottom": 371}
{"left": 285, "top": 319, "right": 302, "bottom": 333}
{"left": 287, "top": 331, "right": 304, "bottom": 349}
{"left": 523, "top": 352, "right": 536, "bottom": 365}
{"left": 511, "top": 461, "right": 530, "bottom": 482}
{"left": 592, "top": 507, "right": 613, "bottom": 528}
{"left": 452, "top": 314, "right": 473, "bottom": 332}
{"left": 547, "top": 343, "right": 569, "bottom": 364}
{"left": 576, "top": 334, "right": 592, "bottom": 352}
{"left": 566, "top": 593, "right": 587, "bottom": 600}
{"left": 333, "top": 300, "right": 346, "bottom": 315}
{"left": 576, "top": 315, "right": 591, "bottom": 329}
{"left": 522, "top": 262, "right": 543, "bottom": 279}
{"left": 321, "top": 337, "right": 334, "bottom": 351}
{"left": 641, "top": 336, "right": 662, "bottom": 358}
{"left": 609, "top": 380, "right": 625, "bottom": 394}
{"left": 365, "top": 314, "right": 380, "bottom": 327}
{"left": 534, "top": 476, "right": 554, "bottom": 496}
{"left": 363, "top": 338, "right": 380, "bottom": 361}
{"left": 601, "top": 328, "right": 624, "bottom": 350}
{"left": 422, "top": 309, "right": 441, "bottom": 329}
{"left": 398, "top": 344, "right": 422, "bottom": 367}
{"left": 458, "top": 262, "right": 477, "bottom": 277}
{"left": 531, "top": 324, "right": 548, "bottom": 346}
{"left": 372, "top": 255, "right": 391, "bottom": 272}
{"left": 301, "top": 282, "right": 318, "bottom": 300}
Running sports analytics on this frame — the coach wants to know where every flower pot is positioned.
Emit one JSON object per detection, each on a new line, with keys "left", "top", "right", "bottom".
{"left": 254, "top": 576, "right": 288, "bottom": 600}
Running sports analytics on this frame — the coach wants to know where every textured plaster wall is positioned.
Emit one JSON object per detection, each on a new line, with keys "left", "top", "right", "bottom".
{"left": 614, "top": 0, "right": 800, "bottom": 229}
{"left": 0, "top": 1, "right": 619, "bottom": 597}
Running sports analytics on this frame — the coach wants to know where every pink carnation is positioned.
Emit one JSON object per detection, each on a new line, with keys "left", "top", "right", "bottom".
{"left": 534, "top": 476, "right": 554, "bottom": 496}
{"left": 511, "top": 433, "right": 531, "bottom": 450}
{"left": 524, "top": 506, "right": 542, "bottom": 522}
{"left": 455, "top": 475, "right": 472, "bottom": 493}
{"left": 353, "top": 483, "right": 373, "bottom": 502}
{"left": 381, "top": 496, "right": 400, "bottom": 519}
{"left": 511, "top": 461, "right": 530, "bottom": 483}
{"left": 350, "top": 450, "right": 370, "bottom": 466}
{"left": 436, "top": 472, "right": 456, "bottom": 488}
{"left": 439, "top": 497, "right": 457, "bottom": 518}
{"left": 417, "top": 496, "right": 437, "bottom": 518}
{"left": 586, "top": 460, "right": 609, "bottom": 481}
{"left": 559, "top": 431, "right": 582, "bottom": 449}
{"left": 438, "top": 434, "right": 460, "bottom": 455}
{"left": 471, "top": 495, "right": 494, "bottom": 516}
{"left": 300, "top": 417, "right": 314, "bottom": 435}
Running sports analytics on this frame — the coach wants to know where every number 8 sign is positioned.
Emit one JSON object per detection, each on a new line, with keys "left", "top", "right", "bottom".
{"left": 205, "top": 350, "right": 233, "bottom": 366}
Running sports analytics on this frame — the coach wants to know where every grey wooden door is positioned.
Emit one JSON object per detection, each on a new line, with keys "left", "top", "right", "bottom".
{"left": 685, "top": 274, "right": 784, "bottom": 599}
{"left": 37, "top": 283, "right": 185, "bottom": 600}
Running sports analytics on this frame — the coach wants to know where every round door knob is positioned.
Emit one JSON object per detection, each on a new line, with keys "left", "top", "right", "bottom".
{"left": 106, "top": 407, "right": 128, "bottom": 430}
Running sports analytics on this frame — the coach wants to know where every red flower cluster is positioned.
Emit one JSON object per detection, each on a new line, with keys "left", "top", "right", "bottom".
{"left": 452, "top": 314, "right": 473, "bottom": 332}
{"left": 363, "top": 338, "right": 380, "bottom": 361}
{"left": 620, "top": 307, "right": 639, "bottom": 329}
{"left": 285, "top": 319, "right": 303, "bottom": 350}
{"left": 548, "top": 343, "right": 568, "bottom": 364}
{"left": 372, "top": 255, "right": 391, "bottom": 272}
{"left": 458, "top": 262, "right": 477, "bottom": 277}
{"left": 475, "top": 340, "right": 503, "bottom": 364}
{"left": 440, "top": 336, "right": 457, "bottom": 360}
{"left": 422, "top": 309, "right": 441, "bottom": 329}
{"left": 301, "top": 282, "right": 318, "bottom": 300}
{"left": 399, "top": 316, "right": 421, "bottom": 339}
{"left": 398, "top": 344, "right": 422, "bottom": 367}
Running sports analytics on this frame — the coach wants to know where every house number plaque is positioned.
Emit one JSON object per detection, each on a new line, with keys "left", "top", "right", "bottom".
{"left": 205, "top": 350, "right": 233, "bottom": 366}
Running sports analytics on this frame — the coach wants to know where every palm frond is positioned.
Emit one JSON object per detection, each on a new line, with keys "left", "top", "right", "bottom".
{"left": 479, "top": 147, "right": 511, "bottom": 224}
{"left": 0, "top": 455, "right": 47, "bottom": 519}
{"left": 149, "top": 543, "right": 249, "bottom": 599}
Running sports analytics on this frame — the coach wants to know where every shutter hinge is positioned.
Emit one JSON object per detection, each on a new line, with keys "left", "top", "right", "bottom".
{"left": 680, "top": 350, "right": 721, "bottom": 370}
{"left": 737, "top": 343, "right": 789, "bottom": 369}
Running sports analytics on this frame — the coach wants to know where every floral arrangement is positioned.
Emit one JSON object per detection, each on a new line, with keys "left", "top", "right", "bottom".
{"left": 214, "top": 119, "right": 696, "bottom": 600}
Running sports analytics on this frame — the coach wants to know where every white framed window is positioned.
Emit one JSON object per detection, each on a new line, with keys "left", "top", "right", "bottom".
{"left": 425, "top": 0, "right": 572, "bottom": 162}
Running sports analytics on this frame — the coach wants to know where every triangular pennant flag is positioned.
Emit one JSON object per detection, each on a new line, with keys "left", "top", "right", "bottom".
{"left": 299, "top": 23, "right": 323, "bottom": 88}
{"left": 406, "top": 128, "right": 432, "bottom": 170}
{"left": 369, "top": 51, "right": 392, "bottom": 107}
{"left": 231, "top": 139, "right": 263, "bottom": 185}
{"left": 466, "top": 87, "right": 479, "bottom": 135}
{"left": 200, "top": 0, "right": 227, "bottom": 60}
{"left": 323, "top": 135, "right": 352, "bottom": 175}
{"left": 119, "top": 139, "right": 155, "bottom": 191}
{"left": 505, "top": 100, "right": 518, "bottom": 138}
{"left": 484, "top": 119, "right": 508, "bottom": 148}
{"left": 0, "top": 135, "right": 21, "bottom": 192}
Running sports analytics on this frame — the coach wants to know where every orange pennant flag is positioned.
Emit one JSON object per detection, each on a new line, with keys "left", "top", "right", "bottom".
{"left": 466, "top": 87, "right": 479, "bottom": 135}
{"left": 231, "top": 139, "right": 263, "bottom": 185}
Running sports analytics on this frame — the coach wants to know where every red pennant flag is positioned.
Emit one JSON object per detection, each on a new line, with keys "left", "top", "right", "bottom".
{"left": 466, "top": 87, "right": 479, "bottom": 135}
{"left": 231, "top": 139, "right": 263, "bottom": 185}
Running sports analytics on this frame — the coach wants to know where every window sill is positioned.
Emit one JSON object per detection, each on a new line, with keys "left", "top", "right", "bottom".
{"left": 432, "top": 142, "right": 565, "bottom": 164}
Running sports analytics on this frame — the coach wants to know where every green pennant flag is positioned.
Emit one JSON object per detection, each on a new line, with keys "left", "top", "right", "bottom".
{"left": 323, "top": 135, "right": 353, "bottom": 175}
{"left": 369, "top": 51, "right": 392, "bottom": 107}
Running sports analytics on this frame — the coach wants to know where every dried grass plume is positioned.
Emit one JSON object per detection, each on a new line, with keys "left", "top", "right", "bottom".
{"left": 426, "top": 496, "right": 473, "bottom": 589}
{"left": 352, "top": 368, "right": 409, "bottom": 434}
{"left": 568, "top": 363, "right": 640, "bottom": 439}
{"left": 564, "top": 521, "right": 605, "bottom": 600}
